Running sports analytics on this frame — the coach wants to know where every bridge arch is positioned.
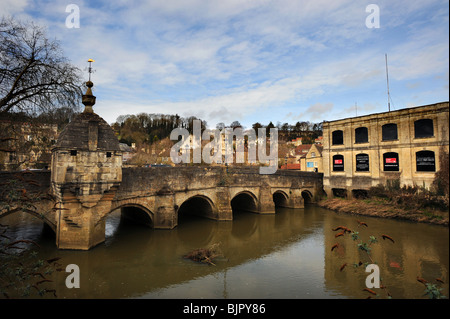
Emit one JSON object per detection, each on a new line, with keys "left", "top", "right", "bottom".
{"left": 177, "top": 195, "right": 216, "bottom": 221}
{"left": 231, "top": 191, "right": 259, "bottom": 214}
{"left": 301, "top": 190, "right": 313, "bottom": 204}
{"left": 272, "top": 190, "right": 289, "bottom": 208}
{"left": 0, "top": 208, "right": 56, "bottom": 233}
{"left": 107, "top": 203, "right": 154, "bottom": 228}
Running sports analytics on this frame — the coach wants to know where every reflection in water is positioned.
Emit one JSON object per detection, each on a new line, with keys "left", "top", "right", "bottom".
{"left": 0, "top": 205, "right": 448, "bottom": 299}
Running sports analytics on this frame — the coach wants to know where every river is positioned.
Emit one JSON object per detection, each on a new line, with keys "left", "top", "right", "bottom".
{"left": 1, "top": 205, "right": 448, "bottom": 299}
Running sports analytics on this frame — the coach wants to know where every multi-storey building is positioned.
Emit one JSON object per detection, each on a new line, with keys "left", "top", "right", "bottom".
{"left": 322, "top": 102, "right": 449, "bottom": 197}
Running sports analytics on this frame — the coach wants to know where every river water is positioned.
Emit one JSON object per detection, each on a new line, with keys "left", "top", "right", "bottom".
{"left": 1, "top": 205, "right": 448, "bottom": 299}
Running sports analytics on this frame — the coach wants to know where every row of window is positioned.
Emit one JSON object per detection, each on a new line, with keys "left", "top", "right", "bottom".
{"left": 331, "top": 118, "right": 434, "bottom": 145}
{"left": 332, "top": 150, "right": 436, "bottom": 172}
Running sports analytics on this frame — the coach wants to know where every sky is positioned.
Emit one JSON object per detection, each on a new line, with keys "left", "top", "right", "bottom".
{"left": 1, "top": 0, "right": 449, "bottom": 128}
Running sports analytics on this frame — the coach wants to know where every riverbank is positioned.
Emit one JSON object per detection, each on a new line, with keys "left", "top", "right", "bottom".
{"left": 317, "top": 197, "right": 449, "bottom": 226}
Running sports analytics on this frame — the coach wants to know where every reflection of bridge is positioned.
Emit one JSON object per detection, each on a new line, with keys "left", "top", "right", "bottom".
{"left": 0, "top": 167, "right": 322, "bottom": 250}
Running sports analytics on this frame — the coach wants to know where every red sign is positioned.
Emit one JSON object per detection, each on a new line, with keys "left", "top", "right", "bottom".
{"left": 334, "top": 159, "right": 343, "bottom": 164}
{"left": 386, "top": 158, "right": 397, "bottom": 163}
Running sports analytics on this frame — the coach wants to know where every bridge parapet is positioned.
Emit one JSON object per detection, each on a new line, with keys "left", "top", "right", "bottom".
{"left": 117, "top": 166, "right": 323, "bottom": 196}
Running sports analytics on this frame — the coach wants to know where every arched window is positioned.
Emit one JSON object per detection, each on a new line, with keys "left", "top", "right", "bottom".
{"left": 332, "top": 130, "right": 343, "bottom": 145}
{"left": 356, "top": 153, "right": 369, "bottom": 172}
{"left": 383, "top": 152, "right": 399, "bottom": 171}
{"left": 382, "top": 123, "right": 398, "bottom": 141}
{"left": 416, "top": 150, "right": 435, "bottom": 172}
{"left": 333, "top": 154, "right": 344, "bottom": 171}
{"left": 355, "top": 127, "right": 368, "bottom": 144}
{"left": 414, "top": 119, "right": 434, "bottom": 138}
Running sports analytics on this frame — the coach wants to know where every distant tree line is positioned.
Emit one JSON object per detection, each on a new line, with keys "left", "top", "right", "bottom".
{"left": 111, "top": 113, "right": 207, "bottom": 146}
{"left": 113, "top": 114, "right": 323, "bottom": 147}
{"left": 248, "top": 121, "right": 322, "bottom": 143}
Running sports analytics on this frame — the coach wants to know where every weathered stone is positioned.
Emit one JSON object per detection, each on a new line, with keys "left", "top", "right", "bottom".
{"left": 50, "top": 81, "right": 122, "bottom": 250}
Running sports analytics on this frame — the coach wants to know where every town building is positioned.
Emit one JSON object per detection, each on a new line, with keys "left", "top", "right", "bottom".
{"left": 322, "top": 102, "right": 449, "bottom": 198}
{"left": 314, "top": 136, "right": 323, "bottom": 145}
{"left": 300, "top": 144, "right": 323, "bottom": 173}
{"left": 0, "top": 120, "right": 58, "bottom": 170}
{"left": 287, "top": 137, "right": 303, "bottom": 146}
{"left": 293, "top": 144, "right": 312, "bottom": 165}
{"left": 119, "top": 142, "right": 135, "bottom": 162}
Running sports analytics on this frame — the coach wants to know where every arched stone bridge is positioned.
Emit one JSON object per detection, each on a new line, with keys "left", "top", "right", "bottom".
{"left": 0, "top": 167, "right": 323, "bottom": 250}
{"left": 113, "top": 166, "right": 322, "bottom": 228}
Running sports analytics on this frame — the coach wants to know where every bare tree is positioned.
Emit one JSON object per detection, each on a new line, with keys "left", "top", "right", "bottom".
{"left": 0, "top": 16, "right": 83, "bottom": 115}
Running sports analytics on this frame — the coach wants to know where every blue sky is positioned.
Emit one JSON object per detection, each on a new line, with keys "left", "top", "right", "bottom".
{"left": 2, "top": 0, "right": 448, "bottom": 128}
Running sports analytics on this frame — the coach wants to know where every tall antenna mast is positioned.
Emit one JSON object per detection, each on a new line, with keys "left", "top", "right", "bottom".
{"left": 385, "top": 53, "right": 391, "bottom": 112}
{"left": 355, "top": 102, "right": 358, "bottom": 116}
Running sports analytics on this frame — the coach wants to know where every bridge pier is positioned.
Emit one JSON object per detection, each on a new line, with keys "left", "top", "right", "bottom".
{"left": 286, "top": 189, "right": 305, "bottom": 209}
{"left": 258, "top": 185, "right": 276, "bottom": 214}
{"left": 56, "top": 190, "right": 115, "bottom": 250}
{"left": 214, "top": 187, "right": 233, "bottom": 221}
{"left": 154, "top": 192, "right": 177, "bottom": 229}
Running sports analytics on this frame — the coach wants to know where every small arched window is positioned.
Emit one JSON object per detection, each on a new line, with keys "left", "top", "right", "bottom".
{"left": 382, "top": 123, "right": 398, "bottom": 141}
{"left": 414, "top": 119, "right": 434, "bottom": 138}
{"left": 332, "top": 130, "right": 343, "bottom": 145}
{"left": 355, "top": 127, "right": 368, "bottom": 144}
{"left": 383, "top": 152, "right": 399, "bottom": 171}
{"left": 416, "top": 150, "right": 435, "bottom": 172}
{"left": 333, "top": 154, "right": 344, "bottom": 171}
{"left": 356, "top": 153, "right": 369, "bottom": 172}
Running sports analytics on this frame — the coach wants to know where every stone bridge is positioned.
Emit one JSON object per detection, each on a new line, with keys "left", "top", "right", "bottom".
{"left": 0, "top": 80, "right": 323, "bottom": 250}
{"left": 0, "top": 167, "right": 323, "bottom": 250}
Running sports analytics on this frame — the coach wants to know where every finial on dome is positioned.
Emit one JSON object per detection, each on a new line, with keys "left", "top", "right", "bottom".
{"left": 82, "top": 59, "right": 96, "bottom": 113}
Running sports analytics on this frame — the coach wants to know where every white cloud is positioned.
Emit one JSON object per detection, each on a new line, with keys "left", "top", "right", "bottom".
{"left": 2, "top": 0, "right": 448, "bottom": 126}
{"left": 0, "top": 0, "right": 28, "bottom": 16}
{"left": 294, "top": 102, "right": 335, "bottom": 122}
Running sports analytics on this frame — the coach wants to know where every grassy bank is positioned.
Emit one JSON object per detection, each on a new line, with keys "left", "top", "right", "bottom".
{"left": 317, "top": 189, "right": 449, "bottom": 226}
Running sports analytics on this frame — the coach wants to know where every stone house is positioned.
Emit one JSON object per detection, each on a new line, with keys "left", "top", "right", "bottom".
{"left": 300, "top": 144, "right": 323, "bottom": 173}
{"left": 0, "top": 120, "right": 58, "bottom": 170}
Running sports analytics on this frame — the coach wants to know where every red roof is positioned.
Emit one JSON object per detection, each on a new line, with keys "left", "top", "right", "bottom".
{"left": 281, "top": 163, "right": 301, "bottom": 170}
{"left": 294, "top": 144, "right": 312, "bottom": 155}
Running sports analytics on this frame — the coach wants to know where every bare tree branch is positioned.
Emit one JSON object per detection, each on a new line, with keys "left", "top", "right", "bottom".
{"left": 0, "top": 16, "right": 83, "bottom": 115}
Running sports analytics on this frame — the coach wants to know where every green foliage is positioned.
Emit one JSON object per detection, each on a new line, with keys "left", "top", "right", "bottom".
{"left": 424, "top": 283, "right": 446, "bottom": 299}
{"left": 368, "top": 236, "right": 377, "bottom": 244}
{"left": 357, "top": 241, "right": 371, "bottom": 253}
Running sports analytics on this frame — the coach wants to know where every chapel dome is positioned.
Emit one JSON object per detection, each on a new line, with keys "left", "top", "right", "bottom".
{"left": 53, "top": 81, "right": 120, "bottom": 152}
